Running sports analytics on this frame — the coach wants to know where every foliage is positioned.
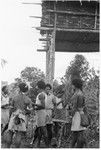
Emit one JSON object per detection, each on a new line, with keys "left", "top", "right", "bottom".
{"left": 53, "top": 79, "right": 60, "bottom": 91}
{"left": 65, "top": 54, "right": 90, "bottom": 81}
{"left": 15, "top": 78, "right": 22, "bottom": 85}
{"left": 83, "top": 74, "right": 99, "bottom": 126}
{"left": 20, "top": 67, "right": 45, "bottom": 83}
{"left": 1, "top": 58, "right": 7, "bottom": 68}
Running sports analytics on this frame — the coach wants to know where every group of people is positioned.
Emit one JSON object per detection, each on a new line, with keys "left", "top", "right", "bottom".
{"left": 1, "top": 78, "right": 89, "bottom": 148}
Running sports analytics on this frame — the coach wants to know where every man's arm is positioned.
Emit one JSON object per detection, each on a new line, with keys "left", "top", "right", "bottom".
{"left": 53, "top": 96, "right": 63, "bottom": 107}
{"left": 52, "top": 96, "right": 57, "bottom": 107}
{"left": 56, "top": 100, "right": 63, "bottom": 106}
{"left": 25, "top": 97, "right": 34, "bottom": 115}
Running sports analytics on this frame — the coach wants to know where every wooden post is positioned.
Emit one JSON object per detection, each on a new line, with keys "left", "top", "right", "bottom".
{"left": 47, "top": 1, "right": 57, "bottom": 86}
{"left": 46, "top": 33, "right": 50, "bottom": 83}
{"left": 46, "top": 50, "right": 50, "bottom": 82}
{"left": 52, "top": 4, "right": 57, "bottom": 81}
{"left": 94, "top": 3, "right": 98, "bottom": 29}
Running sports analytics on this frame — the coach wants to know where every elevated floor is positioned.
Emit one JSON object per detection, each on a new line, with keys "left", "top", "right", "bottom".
{"left": 55, "top": 28, "right": 99, "bottom": 52}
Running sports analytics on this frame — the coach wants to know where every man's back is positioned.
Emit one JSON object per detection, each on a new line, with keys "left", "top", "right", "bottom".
{"left": 13, "top": 93, "right": 31, "bottom": 112}
{"left": 71, "top": 90, "right": 85, "bottom": 112}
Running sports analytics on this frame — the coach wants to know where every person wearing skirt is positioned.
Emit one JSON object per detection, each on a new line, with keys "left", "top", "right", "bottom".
{"left": 6, "top": 83, "right": 32, "bottom": 148}
{"left": 70, "top": 78, "right": 87, "bottom": 148}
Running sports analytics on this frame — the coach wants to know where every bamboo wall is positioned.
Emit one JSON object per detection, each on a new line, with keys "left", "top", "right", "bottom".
{"left": 40, "top": 1, "right": 99, "bottom": 35}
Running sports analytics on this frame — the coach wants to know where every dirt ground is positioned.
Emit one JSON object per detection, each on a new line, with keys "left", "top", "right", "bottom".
{"left": 1, "top": 119, "right": 99, "bottom": 148}
{"left": 1, "top": 129, "right": 99, "bottom": 148}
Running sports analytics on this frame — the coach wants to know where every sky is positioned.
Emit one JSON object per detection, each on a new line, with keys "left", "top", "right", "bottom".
{"left": 0, "top": 0, "right": 100, "bottom": 84}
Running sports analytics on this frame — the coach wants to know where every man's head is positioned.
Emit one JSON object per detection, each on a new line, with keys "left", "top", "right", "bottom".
{"left": 19, "top": 82, "right": 28, "bottom": 93}
{"left": 72, "top": 78, "right": 83, "bottom": 91}
{"left": 37, "top": 80, "right": 46, "bottom": 91}
{"left": 2, "top": 86, "right": 8, "bottom": 95}
{"left": 45, "top": 83, "right": 52, "bottom": 94}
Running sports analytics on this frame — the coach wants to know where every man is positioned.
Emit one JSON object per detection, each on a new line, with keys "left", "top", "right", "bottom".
{"left": 6, "top": 82, "right": 32, "bottom": 148}
{"left": 32, "top": 81, "right": 48, "bottom": 148}
{"left": 45, "top": 84, "right": 56, "bottom": 146}
{"left": 70, "top": 78, "right": 87, "bottom": 148}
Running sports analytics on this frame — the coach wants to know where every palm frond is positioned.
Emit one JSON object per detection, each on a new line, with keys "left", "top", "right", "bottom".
{"left": 1, "top": 59, "right": 7, "bottom": 68}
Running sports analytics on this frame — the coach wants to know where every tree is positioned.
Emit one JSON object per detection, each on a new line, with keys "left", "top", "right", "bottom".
{"left": 84, "top": 74, "right": 99, "bottom": 122}
{"left": 65, "top": 54, "right": 90, "bottom": 82}
{"left": 21, "top": 67, "right": 45, "bottom": 83}
{"left": 15, "top": 78, "right": 22, "bottom": 85}
{"left": 53, "top": 79, "right": 60, "bottom": 95}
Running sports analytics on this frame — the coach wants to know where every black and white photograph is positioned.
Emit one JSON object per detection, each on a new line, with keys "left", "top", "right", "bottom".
{"left": 1, "top": 0, "right": 100, "bottom": 148}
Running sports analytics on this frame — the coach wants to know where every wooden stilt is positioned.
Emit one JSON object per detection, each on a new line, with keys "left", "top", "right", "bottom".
{"left": 46, "top": 33, "right": 50, "bottom": 83}
{"left": 94, "top": 3, "right": 98, "bottom": 29}
{"left": 47, "top": 2, "right": 57, "bottom": 86}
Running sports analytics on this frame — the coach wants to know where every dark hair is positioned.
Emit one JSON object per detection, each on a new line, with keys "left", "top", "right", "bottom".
{"left": 45, "top": 83, "right": 52, "bottom": 90}
{"left": 19, "top": 82, "right": 28, "bottom": 93}
{"left": 37, "top": 80, "right": 46, "bottom": 90}
{"left": 2, "top": 86, "right": 7, "bottom": 92}
{"left": 72, "top": 78, "right": 83, "bottom": 90}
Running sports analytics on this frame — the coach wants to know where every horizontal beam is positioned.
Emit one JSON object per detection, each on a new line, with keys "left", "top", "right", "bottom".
{"left": 47, "top": 9, "right": 99, "bottom": 17}
{"left": 55, "top": 41, "right": 99, "bottom": 52}
{"left": 35, "top": 26, "right": 53, "bottom": 31}
{"left": 30, "top": 16, "right": 42, "bottom": 19}
{"left": 39, "top": 38, "right": 50, "bottom": 41}
{"left": 42, "top": 46, "right": 47, "bottom": 48}
{"left": 36, "top": 26, "right": 99, "bottom": 33}
{"left": 37, "top": 49, "right": 47, "bottom": 52}
{"left": 44, "top": 24, "right": 54, "bottom": 27}
{"left": 39, "top": 23, "right": 99, "bottom": 31}
{"left": 22, "top": 2, "right": 41, "bottom": 5}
